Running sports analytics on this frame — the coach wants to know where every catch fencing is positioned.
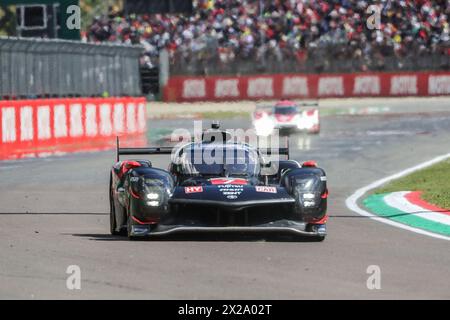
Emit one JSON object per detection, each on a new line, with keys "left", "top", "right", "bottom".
{"left": 169, "top": 43, "right": 450, "bottom": 76}
{"left": 0, "top": 37, "right": 143, "bottom": 99}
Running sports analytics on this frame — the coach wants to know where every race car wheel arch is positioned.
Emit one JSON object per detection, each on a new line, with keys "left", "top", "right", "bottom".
{"left": 277, "top": 160, "right": 301, "bottom": 181}
{"left": 280, "top": 167, "right": 328, "bottom": 221}
{"left": 280, "top": 167, "right": 326, "bottom": 193}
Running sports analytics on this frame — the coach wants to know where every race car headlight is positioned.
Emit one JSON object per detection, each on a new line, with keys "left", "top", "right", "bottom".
{"left": 303, "top": 200, "right": 316, "bottom": 207}
{"left": 146, "top": 193, "right": 160, "bottom": 200}
{"left": 146, "top": 201, "right": 160, "bottom": 207}
{"left": 302, "top": 193, "right": 315, "bottom": 200}
{"left": 254, "top": 117, "right": 274, "bottom": 136}
{"left": 297, "top": 116, "right": 309, "bottom": 130}
{"left": 144, "top": 186, "right": 165, "bottom": 206}
{"left": 293, "top": 177, "right": 321, "bottom": 208}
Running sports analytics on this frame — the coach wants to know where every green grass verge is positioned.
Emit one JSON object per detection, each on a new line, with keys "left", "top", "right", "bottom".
{"left": 375, "top": 159, "right": 450, "bottom": 209}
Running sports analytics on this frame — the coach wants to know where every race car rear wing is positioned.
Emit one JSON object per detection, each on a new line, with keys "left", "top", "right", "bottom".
{"left": 116, "top": 135, "right": 290, "bottom": 161}
{"left": 257, "top": 147, "right": 289, "bottom": 159}
{"left": 116, "top": 137, "right": 173, "bottom": 162}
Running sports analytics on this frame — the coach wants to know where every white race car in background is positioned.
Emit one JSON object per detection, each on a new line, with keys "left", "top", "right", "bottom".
{"left": 252, "top": 100, "right": 320, "bottom": 136}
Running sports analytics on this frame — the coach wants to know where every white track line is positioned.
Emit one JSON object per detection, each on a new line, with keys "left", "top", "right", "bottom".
{"left": 345, "top": 153, "right": 450, "bottom": 241}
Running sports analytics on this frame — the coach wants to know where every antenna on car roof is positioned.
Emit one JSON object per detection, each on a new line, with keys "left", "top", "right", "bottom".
{"left": 211, "top": 121, "right": 220, "bottom": 129}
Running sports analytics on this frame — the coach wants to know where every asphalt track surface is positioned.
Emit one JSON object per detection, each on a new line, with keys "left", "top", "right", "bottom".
{"left": 0, "top": 104, "right": 450, "bottom": 299}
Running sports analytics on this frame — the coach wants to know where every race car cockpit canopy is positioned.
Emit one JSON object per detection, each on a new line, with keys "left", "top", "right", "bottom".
{"left": 175, "top": 143, "right": 260, "bottom": 178}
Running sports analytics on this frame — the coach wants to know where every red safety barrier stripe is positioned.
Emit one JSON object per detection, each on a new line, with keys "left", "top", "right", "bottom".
{"left": 163, "top": 71, "right": 450, "bottom": 102}
{"left": 0, "top": 97, "right": 147, "bottom": 160}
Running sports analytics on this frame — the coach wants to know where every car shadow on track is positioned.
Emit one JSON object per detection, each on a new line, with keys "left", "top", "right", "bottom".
{"left": 68, "top": 233, "right": 324, "bottom": 242}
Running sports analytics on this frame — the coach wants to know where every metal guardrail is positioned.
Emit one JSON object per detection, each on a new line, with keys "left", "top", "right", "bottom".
{"left": 0, "top": 37, "right": 144, "bottom": 99}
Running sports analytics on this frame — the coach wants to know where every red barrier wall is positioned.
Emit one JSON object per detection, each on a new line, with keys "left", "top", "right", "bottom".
{"left": 0, "top": 97, "right": 147, "bottom": 160}
{"left": 163, "top": 71, "right": 450, "bottom": 102}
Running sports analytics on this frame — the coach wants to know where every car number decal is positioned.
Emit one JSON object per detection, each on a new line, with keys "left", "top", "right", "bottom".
{"left": 210, "top": 178, "right": 248, "bottom": 185}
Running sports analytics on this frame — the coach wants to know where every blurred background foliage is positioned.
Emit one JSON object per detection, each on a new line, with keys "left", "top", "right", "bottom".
{"left": 80, "top": 0, "right": 122, "bottom": 31}
{"left": 0, "top": 0, "right": 123, "bottom": 36}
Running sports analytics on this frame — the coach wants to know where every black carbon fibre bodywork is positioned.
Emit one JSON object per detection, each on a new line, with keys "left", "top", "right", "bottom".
{"left": 109, "top": 137, "right": 328, "bottom": 240}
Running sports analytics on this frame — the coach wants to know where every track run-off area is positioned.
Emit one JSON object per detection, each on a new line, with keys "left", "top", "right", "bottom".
{"left": 0, "top": 97, "right": 449, "bottom": 299}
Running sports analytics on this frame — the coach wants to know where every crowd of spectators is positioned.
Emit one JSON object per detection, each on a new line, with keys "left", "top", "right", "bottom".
{"left": 85, "top": 0, "right": 450, "bottom": 74}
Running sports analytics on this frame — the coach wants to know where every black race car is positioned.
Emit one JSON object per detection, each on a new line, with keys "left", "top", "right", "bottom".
{"left": 109, "top": 124, "right": 328, "bottom": 241}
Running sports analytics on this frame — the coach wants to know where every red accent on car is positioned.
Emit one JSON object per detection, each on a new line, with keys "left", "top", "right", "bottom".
{"left": 119, "top": 160, "right": 141, "bottom": 178}
{"left": 131, "top": 215, "right": 159, "bottom": 225}
{"left": 254, "top": 111, "right": 266, "bottom": 119}
{"left": 321, "top": 189, "right": 329, "bottom": 199}
{"left": 302, "top": 161, "right": 317, "bottom": 167}
{"left": 308, "top": 215, "right": 329, "bottom": 225}
{"left": 130, "top": 188, "right": 140, "bottom": 199}
{"left": 274, "top": 114, "right": 295, "bottom": 122}
{"left": 209, "top": 178, "right": 248, "bottom": 185}
{"left": 306, "top": 109, "right": 317, "bottom": 117}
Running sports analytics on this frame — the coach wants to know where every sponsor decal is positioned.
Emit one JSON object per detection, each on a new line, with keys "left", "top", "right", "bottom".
{"left": 353, "top": 76, "right": 380, "bottom": 95}
{"left": 318, "top": 77, "right": 344, "bottom": 96}
{"left": 247, "top": 78, "right": 274, "bottom": 98}
{"left": 100, "top": 103, "right": 113, "bottom": 136}
{"left": 282, "top": 76, "right": 309, "bottom": 96}
{"left": 182, "top": 79, "right": 206, "bottom": 98}
{"left": 53, "top": 104, "right": 67, "bottom": 138}
{"left": 390, "top": 75, "right": 417, "bottom": 95}
{"left": 113, "top": 103, "right": 125, "bottom": 134}
{"left": 138, "top": 102, "right": 147, "bottom": 132}
{"left": 255, "top": 186, "right": 277, "bottom": 193}
{"left": 20, "top": 106, "right": 34, "bottom": 141}
{"left": 210, "top": 178, "right": 248, "bottom": 185}
{"left": 85, "top": 103, "right": 98, "bottom": 137}
{"left": 214, "top": 79, "right": 239, "bottom": 98}
{"left": 69, "top": 103, "right": 83, "bottom": 137}
{"left": 184, "top": 186, "right": 203, "bottom": 194}
{"left": 126, "top": 102, "right": 137, "bottom": 133}
{"left": 38, "top": 106, "right": 51, "bottom": 139}
{"left": 218, "top": 184, "right": 244, "bottom": 199}
{"left": 1, "top": 107, "right": 16, "bottom": 142}
{"left": 428, "top": 75, "right": 450, "bottom": 95}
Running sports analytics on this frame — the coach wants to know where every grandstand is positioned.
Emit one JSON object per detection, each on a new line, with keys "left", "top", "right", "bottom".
{"left": 85, "top": 0, "right": 450, "bottom": 75}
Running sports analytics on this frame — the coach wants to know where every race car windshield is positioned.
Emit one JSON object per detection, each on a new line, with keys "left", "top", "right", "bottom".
{"left": 179, "top": 145, "right": 259, "bottom": 177}
{"left": 275, "top": 106, "right": 298, "bottom": 114}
